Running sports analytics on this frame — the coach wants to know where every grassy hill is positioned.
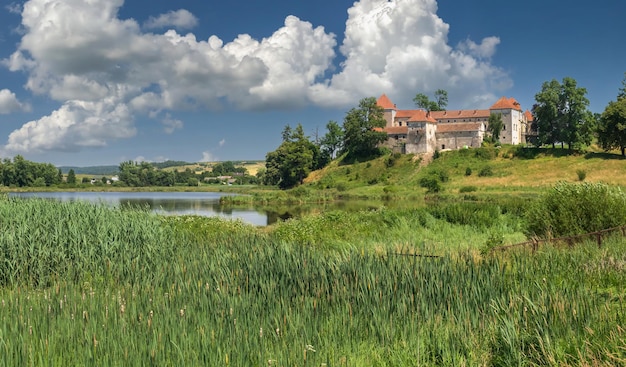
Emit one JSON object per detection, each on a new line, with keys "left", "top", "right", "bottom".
{"left": 301, "top": 146, "right": 626, "bottom": 199}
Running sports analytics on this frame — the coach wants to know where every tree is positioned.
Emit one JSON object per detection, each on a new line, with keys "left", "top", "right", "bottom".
{"left": 487, "top": 113, "right": 504, "bottom": 142}
{"left": 618, "top": 72, "right": 626, "bottom": 100}
{"left": 413, "top": 89, "right": 448, "bottom": 111}
{"left": 264, "top": 124, "right": 320, "bottom": 189}
{"left": 320, "top": 120, "right": 343, "bottom": 160}
{"left": 434, "top": 89, "right": 448, "bottom": 111}
{"left": 341, "top": 97, "right": 388, "bottom": 160}
{"left": 66, "top": 169, "right": 76, "bottom": 185}
{"left": 532, "top": 77, "right": 591, "bottom": 149}
{"left": 598, "top": 97, "right": 626, "bottom": 156}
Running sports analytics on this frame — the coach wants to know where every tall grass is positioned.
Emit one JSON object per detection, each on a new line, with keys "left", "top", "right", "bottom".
{"left": 1, "top": 197, "right": 624, "bottom": 365}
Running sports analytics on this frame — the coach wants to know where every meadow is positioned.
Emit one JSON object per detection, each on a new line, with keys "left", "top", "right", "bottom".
{"left": 1, "top": 189, "right": 625, "bottom": 366}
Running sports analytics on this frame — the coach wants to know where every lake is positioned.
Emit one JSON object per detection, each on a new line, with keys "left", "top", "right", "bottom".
{"left": 9, "top": 191, "right": 271, "bottom": 226}
{"left": 9, "top": 191, "right": 408, "bottom": 226}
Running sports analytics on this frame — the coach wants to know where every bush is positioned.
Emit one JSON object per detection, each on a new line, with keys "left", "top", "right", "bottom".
{"left": 525, "top": 182, "right": 626, "bottom": 237}
{"left": 428, "top": 169, "right": 449, "bottom": 183}
{"left": 465, "top": 167, "right": 472, "bottom": 176}
{"left": 576, "top": 169, "right": 586, "bottom": 181}
{"left": 478, "top": 166, "right": 494, "bottom": 177}
{"left": 459, "top": 186, "right": 477, "bottom": 193}
{"left": 419, "top": 177, "right": 442, "bottom": 193}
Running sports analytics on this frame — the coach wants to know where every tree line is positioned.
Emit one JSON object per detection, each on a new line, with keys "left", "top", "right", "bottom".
{"left": 261, "top": 97, "right": 390, "bottom": 189}
{"left": 533, "top": 73, "right": 626, "bottom": 155}
{"left": 0, "top": 155, "right": 62, "bottom": 187}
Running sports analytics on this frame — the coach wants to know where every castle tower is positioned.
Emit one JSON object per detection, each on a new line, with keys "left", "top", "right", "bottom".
{"left": 489, "top": 97, "right": 524, "bottom": 145}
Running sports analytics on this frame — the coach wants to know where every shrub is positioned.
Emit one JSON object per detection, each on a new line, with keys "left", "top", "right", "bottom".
{"left": 432, "top": 150, "right": 441, "bottom": 160}
{"left": 576, "top": 169, "right": 586, "bottom": 181}
{"left": 459, "top": 186, "right": 477, "bottom": 193}
{"left": 525, "top": 182, "right": 626, "bottom": 237}
{"left": 465, "top": 167, "right": 472, "bottom": 176}
{"left": 478, "top": 166, "right": 494, "bottom": 177}
{"left": 419, "top": 177, "right": 442, "bottom": 193}
{"left": 474, "top": 148, "right": 497, "bottom": 160}
{"left": 428, "top": 169, "right": 449, "bottom": 183}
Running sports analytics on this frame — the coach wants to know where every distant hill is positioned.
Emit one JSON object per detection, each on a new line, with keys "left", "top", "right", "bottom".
{"left": 58, "top": 166, "right": 119, "bottom": 175}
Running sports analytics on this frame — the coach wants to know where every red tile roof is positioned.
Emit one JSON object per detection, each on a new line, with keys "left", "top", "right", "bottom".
{"left": 396, "top": 109, "right": 437, "bottom": 123}
{"left": 490, "top": 97, "right": 522, "bottom": 111}
{"left": 377, "top": 94, "right": 396, "bottom": 109}
{"left": 436, "top": 122, "right": 484, "bottom": 133}
{"left": 430, "top": 109, "right": 490, "bottom": 120}
{"left": 524, "top": 110, "right": 534, "bottom": 121}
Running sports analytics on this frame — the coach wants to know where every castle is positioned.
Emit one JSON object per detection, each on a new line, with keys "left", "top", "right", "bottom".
{"left": 376, "top": 94, "right": 534, "bottom": 154}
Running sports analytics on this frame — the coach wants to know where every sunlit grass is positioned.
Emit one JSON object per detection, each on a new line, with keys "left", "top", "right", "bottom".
{"left": 1, "top": 196, "right": 625, "bottom": 365}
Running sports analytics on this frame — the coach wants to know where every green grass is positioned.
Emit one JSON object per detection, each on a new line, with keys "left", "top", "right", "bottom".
{"left": 1, "top": 197, "right": 625, "bottom": 365}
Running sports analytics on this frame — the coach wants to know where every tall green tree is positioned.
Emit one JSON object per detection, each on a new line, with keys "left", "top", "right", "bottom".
{"left": 618, "top": 72, "right": 626, "bottom": 100}
{"left": 341, "top": 97, "right": 388, "bottom": 160}
{"left": 598, "top": 97, "right": 626, "bottom": 156}
{"left": 532, "top": 77, "right": 592, "bottom": 149}
{"left": 413, "top": 89, "right": 448, "bottom": 111}
{"left": 264, "top": 124, "right": 321, "bottom": 189}
{"left": 320, "top": 120, "right": 343, "bottom": 160}
{"left": 487, "top": 113, "right": 504, "bottom": 142}
{"left": 434, "top": 89, "right": 448, "bottom": 111}
{"left": 66, "top": 169, "right": 76, "bottom": 185}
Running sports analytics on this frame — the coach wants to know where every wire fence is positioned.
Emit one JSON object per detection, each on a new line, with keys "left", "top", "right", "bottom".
{"left": 491, "top": 225, "right": 626, "bottom": 253}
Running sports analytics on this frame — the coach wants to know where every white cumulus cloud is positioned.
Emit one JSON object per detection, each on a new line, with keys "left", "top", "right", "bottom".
{"left": 310, "top": 0, "right": 511, "bottom": 108}
{"left": 2, "top": 0, "right": 511, "bottom": 154}
{"left": 0, "top": 89, "right": 30, "bottom": 114}
{"left": 144, "top": 9, "right": 199, "bottom": 30}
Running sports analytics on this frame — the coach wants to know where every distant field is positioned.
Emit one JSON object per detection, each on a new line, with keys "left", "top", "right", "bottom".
{"left": 161, "top": 161, "right": 264, "bottom": 176}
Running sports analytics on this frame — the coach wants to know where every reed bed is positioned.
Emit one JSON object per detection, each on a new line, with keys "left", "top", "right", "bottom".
{"left": 1, "top": 197, "right": 625, "bottom": 366}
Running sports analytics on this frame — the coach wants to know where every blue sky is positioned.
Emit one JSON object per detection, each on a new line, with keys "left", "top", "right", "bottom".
{"left": 0, "top": 0, "right": 624, "bottom": 166}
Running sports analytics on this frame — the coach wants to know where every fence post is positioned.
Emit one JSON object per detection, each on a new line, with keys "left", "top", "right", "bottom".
{"left": 597, "top": 233, "right": 602, "bottom": 248}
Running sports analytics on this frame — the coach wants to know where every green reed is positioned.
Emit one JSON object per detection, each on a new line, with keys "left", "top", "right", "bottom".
{"left": 1, "top": 197, "right": 625, "bottom": 366}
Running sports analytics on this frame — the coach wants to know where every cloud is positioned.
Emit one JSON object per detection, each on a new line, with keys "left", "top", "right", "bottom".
{"left": 5, "top": 2, "right": 22, "bottom": 14}
{"left": 2, "top": 0, "right": 512, "bottom": 154}
{"left": 0, "top": 89, "right": 30, "bottom": 114}
{"left": 144, "top": 9, "right": 199, "bottom": 30}
{"left": 162, "top": 114, "right": 183, "bottom": 134}
{"left": 309, "top": 0, "right": 511, "bottom": 108}
{"left": 218, "top": 139, "right": 226, "bottom": 147}
{"left": 5, "top": 97, "right": 136, "bottom": 152}
{"left": 457, "top": 36, "right": 500, "bottom": 59}
{"left": 200, "top": 151, "right": 216, "bottom": 162}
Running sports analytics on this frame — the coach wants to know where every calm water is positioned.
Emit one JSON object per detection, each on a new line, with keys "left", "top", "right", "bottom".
{"left": 9, "top": 191, "right": 271, "bottom": 226}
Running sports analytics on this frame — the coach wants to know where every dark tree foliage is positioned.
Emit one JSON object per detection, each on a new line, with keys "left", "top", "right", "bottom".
{"left": 211, "top": 161, "right": 247, "bottom": 176}
{"left": 487, "top": 113, "right": 504, "bottom": 142}
{"left": 320, "top": 120, "right": 344, "bottom": 160}
{"left": 341, "top": 97, "right": 388, "bottom": 161}
{"left": 264, "top": 124, "right": 322, "bottom": 189}
{"left": 532, "top": 77, "right": 592, "bottom": 149}
{"left": 413, "top": 89, "right": 448, "bottom": 111}
{"left": 598, "top": 96, "right": 626, "bottom": 156}
{"left": 118, "top": 161, "right": 176, "bottom": 187}
{"left": 66, "top": 169, "right": 77, "bottom": 185}
{"left": 0, "top": 155, "right": 62, "bottom": 187}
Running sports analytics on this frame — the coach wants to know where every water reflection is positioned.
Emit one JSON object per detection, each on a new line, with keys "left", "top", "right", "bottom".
{"left": 9, "top": 191, "right": 420, "bottom": 227}
{"left": 9, "top": 191, "right": 270, "bottom": 226}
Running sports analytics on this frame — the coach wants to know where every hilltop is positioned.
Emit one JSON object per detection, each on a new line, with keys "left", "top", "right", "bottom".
{"left": 300, "top": 146, "right": 626, "bottom": 198}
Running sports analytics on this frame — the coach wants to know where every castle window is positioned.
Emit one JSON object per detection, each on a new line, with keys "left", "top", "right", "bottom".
{"left": 441, "top": 144, "right": 445, "bottom": 150}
